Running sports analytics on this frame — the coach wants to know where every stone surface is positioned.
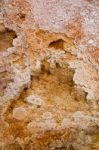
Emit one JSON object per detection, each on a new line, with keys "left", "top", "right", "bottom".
{"left": 13, "top": 107, "right": 27, "bottom": 120}
{"left": 0, "top": 0, "right": 99, "bottom": 149}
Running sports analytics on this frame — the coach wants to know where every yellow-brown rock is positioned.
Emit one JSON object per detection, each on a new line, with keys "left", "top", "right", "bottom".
{"left": 0, "top": 0, "right": 99, "bottom": 149}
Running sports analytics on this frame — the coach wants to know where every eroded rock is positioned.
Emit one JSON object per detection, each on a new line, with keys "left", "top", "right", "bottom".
{"left": 0, "top": 0, "right": 99, "bottom": 149}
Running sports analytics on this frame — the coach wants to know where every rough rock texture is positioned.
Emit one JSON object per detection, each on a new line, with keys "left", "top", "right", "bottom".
{"left": 0, "top": 0, "right": 99, "bottom": 149}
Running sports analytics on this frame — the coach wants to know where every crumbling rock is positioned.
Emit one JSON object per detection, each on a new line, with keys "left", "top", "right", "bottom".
{"left": 0, "top": 0, "right": 99, "bottom": 150}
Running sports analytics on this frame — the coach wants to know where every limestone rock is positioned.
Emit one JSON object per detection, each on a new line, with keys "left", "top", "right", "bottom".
{"left": 0, "top": 0, "right": 99, "bottom": 149}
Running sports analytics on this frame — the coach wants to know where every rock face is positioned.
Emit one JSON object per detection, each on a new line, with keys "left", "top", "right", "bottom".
{"left": 0, "top": 0, "right": 99, "bottom": 149}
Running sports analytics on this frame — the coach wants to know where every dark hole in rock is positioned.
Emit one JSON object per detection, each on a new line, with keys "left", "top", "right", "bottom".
{"left": 49, "top": 39, "right": 65, "bottom": 50}
{"left": 0, "top": 24, "right": 17, "bottom": 51}
{"left": 19, "top": 13, "right": 26, "bottom": 21}
{"left": 56, "top": 62, "right": 61, "bottom": 68}
{"left": 41, "top": 60, "right": 51, "bottom": 74}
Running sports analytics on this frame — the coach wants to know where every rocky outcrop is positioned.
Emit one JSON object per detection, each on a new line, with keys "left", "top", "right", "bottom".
{"left": 0, "top": 0, "right": 99, "bottom": 149}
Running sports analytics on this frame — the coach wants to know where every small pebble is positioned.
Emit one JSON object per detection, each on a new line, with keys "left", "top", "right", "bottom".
{"left": 13, "top": 107, "right": 27, "bottom": 120}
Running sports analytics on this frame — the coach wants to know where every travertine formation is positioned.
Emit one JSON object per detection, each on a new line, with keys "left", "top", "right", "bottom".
{"left": 0, "top": 0, "right": 99, "bottom": 149}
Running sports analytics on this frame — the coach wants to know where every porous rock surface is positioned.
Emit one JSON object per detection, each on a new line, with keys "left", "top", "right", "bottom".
{"left": 0, "top": 0, "right": 99, "bottom": 149}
